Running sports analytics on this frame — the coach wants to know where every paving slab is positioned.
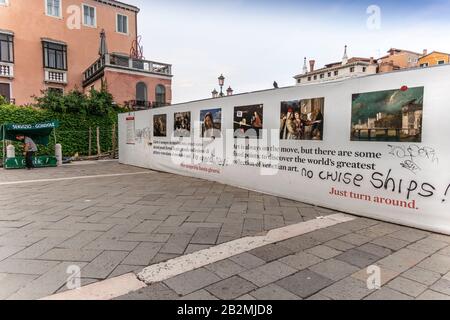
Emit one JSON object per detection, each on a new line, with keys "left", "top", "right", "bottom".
{"left": 205, "top": 276, "right": 257, "bottom": 300}
{"left": 386, "top": 277, "right": 428, "bottom": 298}
{"left": 319, "top": 277, "right": 374, "bottom": 300}
{"left": 276, "top": 270, "right": 333, "bottom": 298}
{"left": 309, "top": 259, "right": 360, "bottom": 281}
{"left": 402, "top": 267, "right": 441, "bottom": 286}
{"left": 250, "top": 284, "right": 301, "bottom": 300}
{"left": 239, "top": 261, "right": 297, "bottom": 287}
{"left": 364, "top": 287, "right": 413, "bottom": 300}
{"left": 164, "top": 268, "right": 221, "bottom": 295}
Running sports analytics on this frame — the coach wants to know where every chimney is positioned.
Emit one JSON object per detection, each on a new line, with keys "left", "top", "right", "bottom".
{"left": 423, "top": 49, "right": 428, "bottom": 56}
{"left": 369, "top": 57, "right": 374, "bottom": 64}
{"left": 309, "top": 60, "right": 315, "bottom": 72}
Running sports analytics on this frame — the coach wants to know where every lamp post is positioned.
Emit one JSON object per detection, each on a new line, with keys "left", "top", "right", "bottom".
{"left": 218, "top": 74, "right": 225, "bottom": 97}
{"left": 212, "top": 74, "right": 233, "bottom": 98}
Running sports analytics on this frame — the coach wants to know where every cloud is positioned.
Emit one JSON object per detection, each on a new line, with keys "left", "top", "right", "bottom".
{"left": 130, "top": 0, "right": 450, "bottom": 103}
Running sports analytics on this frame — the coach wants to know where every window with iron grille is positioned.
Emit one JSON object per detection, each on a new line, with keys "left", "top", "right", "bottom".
{"left": 43, "top": 41, "right": 67, "bottom": 70}
{"left": 0, "top": 33, "right": 13, "bottom": 63}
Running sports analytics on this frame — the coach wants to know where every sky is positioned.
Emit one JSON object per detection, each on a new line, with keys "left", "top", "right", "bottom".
{"left": 130, "top": 0, "right": 450, "bottom": 103}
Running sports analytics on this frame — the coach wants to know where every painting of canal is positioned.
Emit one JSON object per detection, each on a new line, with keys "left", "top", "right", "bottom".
{"left": 351, "top": 87, "right": 424, "bottom": 142}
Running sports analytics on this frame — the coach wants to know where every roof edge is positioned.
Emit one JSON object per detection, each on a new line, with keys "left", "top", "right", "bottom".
{"left": 93, "top": 0, "right": 140, "bottom": 13}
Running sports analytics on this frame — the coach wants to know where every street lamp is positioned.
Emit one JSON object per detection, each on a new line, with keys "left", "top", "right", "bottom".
{"left": 218, "top": 74, "right": 225, "bottom": 97}
{"left": 212, "top": 74, "right": 233, "bottom": 98}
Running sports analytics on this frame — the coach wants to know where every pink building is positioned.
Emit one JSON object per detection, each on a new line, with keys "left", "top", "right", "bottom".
{"left": 0, "top": 0, "right": 172, "bottom": 108}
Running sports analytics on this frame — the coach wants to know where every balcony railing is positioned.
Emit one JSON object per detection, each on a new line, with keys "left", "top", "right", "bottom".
{"left": 124, "top": 100, "right": 169, "bottom": 110}
{"left": 0, "top": 62, "right": 14, "bottom": 78}
{"left": 83, "top": 53, "right": 172, "bottom": 86}
{"left": 44, "top": 69, "right": 68, "bottom": 84}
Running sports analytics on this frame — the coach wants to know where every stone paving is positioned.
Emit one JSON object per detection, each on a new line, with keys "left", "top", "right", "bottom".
{"left": 1, "top": 161, "right": 450, "bottom": 300}
{"left": 118, "top": 218, "right": 450, "bottom": 300}
{"left": 0, "top": 161, "right": 331, "bottom": 300}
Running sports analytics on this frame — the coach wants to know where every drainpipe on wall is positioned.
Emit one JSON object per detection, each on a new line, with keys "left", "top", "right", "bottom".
{"left": 135, "top": 12, "right": 138, "bottom": 53}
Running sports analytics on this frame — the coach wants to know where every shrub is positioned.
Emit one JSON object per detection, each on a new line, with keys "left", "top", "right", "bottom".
{"left": 1, "top": 87, "right": 125, "bottom": 157}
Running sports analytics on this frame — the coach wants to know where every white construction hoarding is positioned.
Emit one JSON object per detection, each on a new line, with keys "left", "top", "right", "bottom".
{"left": 119, "top": 65, "right": 450, "bottom": 235}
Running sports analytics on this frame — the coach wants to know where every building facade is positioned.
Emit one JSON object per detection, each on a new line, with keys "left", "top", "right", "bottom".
{"left": 377, "top": 48, "right": 421, "bottom": 73}
{"left": 294, "top": 46, "right": 378, "bottom": 85}
{"left": 419, "top": 51, "right": 450, "bottom": 67}
{"left": 0, "top": 0, "right": 172, "bottom": 107}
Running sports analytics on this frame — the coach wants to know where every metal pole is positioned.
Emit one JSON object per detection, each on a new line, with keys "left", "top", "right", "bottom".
{"left": 96, "top": 127, "right": 101, "bottom": 157}
{"left": 2, "top": 125, "right": 5, "bottom": 169}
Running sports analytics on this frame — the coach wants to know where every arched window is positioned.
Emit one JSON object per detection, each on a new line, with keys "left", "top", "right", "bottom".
{"left": 136, "top": 82, "right": 147, "bottom": 105}
{"left": 156, "top": 84, "right": 166, "bottom": 106}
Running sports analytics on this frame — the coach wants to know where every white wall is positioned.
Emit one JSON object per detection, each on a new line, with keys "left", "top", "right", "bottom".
{"left": 119, "top": 65, "right": 450, "bottom": 235}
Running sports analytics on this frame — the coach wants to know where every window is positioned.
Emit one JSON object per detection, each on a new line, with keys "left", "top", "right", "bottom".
{"left": 83, "top": 4, "right": 96, "bottom": 27}
{"left": 117, "top": 14, "right": 128, "bottom": 34}
{"left": 307, "top": 77, "right": 311, "bottom": 81}
{"left": 320, "top": 74, "right": 324, "bottom": 79}
{"left": 334, "top": 70, "right": 339, "bottom": 76}
{"left": 155, "top": 85, "right": 166, "bottom": 105}
{"left": 46, "top": 0, "right": 62, "bottom": 18}
{"left": 48, "top": 87, "right": 63, "bottom": 95}
{"left": 0, "top": 83, "right": 11, "bottom": 102}
{"left": 297, "top": 79, "right": 301, "bottom": 84}
{"left": 420, "top": 63, "right": 429, "bottom": 68}
{"left": 43, "top": 41, "right": 67, "bottom": 70}
{"left": 0, "top": 33, "right": 14, "bottom": 63}
{"left": 350, "top": 67, "right": 355, "bottom": 73}
{"left": 362, "top": 67, "right": 367, "bottom": 72}
{"left": 327, "top": 72, "right": 331, "bottom": 77}
{"left": 438, "top": 60, "right": 445, "bottom": 65}
{"left": 136, "top": 82, "right": 147, "bottom": 103}
{"left": 0, "top": 0, "right": 9, "bottom": 6}
{"left": 313, "top": 75, "right": 317, "bottom": 80}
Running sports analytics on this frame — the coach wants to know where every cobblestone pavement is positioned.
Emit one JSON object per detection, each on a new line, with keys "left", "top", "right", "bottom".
{"left": 0, "top": 161, "right": 333, "bottom": 300}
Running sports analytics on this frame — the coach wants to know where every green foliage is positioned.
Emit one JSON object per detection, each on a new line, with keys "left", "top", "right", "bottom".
{"left": 33, "top": 86, "right": 123, "bottom": 116}
{"left": 0, "top": 95, "right": 7, "bottom": 105}
{"left": 1, "top": 89, "right": 123, "bottom": 157}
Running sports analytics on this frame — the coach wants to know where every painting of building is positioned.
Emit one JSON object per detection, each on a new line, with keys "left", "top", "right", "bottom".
{"left": 0, "top": 0, "right": 172, "bottom": 107}
{"left": 351, "top": 87, "right": 424, "bottom": 142}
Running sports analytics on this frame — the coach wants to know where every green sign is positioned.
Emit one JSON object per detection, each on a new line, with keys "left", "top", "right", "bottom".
{"left": 1, "top": 121, "right": 59, "bottom": 145}
{"left": 4, "top": 156, "right": 58, "bottom": 169}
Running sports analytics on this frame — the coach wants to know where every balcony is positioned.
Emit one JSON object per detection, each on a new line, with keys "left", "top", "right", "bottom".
{"left": 44, "top": 69, "right": 67, "bottom": 84}
{"left": 124, "top": 100, "right": 169, "bottom": 111}
{"left": 83, "top": 53, "right": 172, "bottom": 87}
{"left": 0, "top": 62, "right": 14, "bottom": 79}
